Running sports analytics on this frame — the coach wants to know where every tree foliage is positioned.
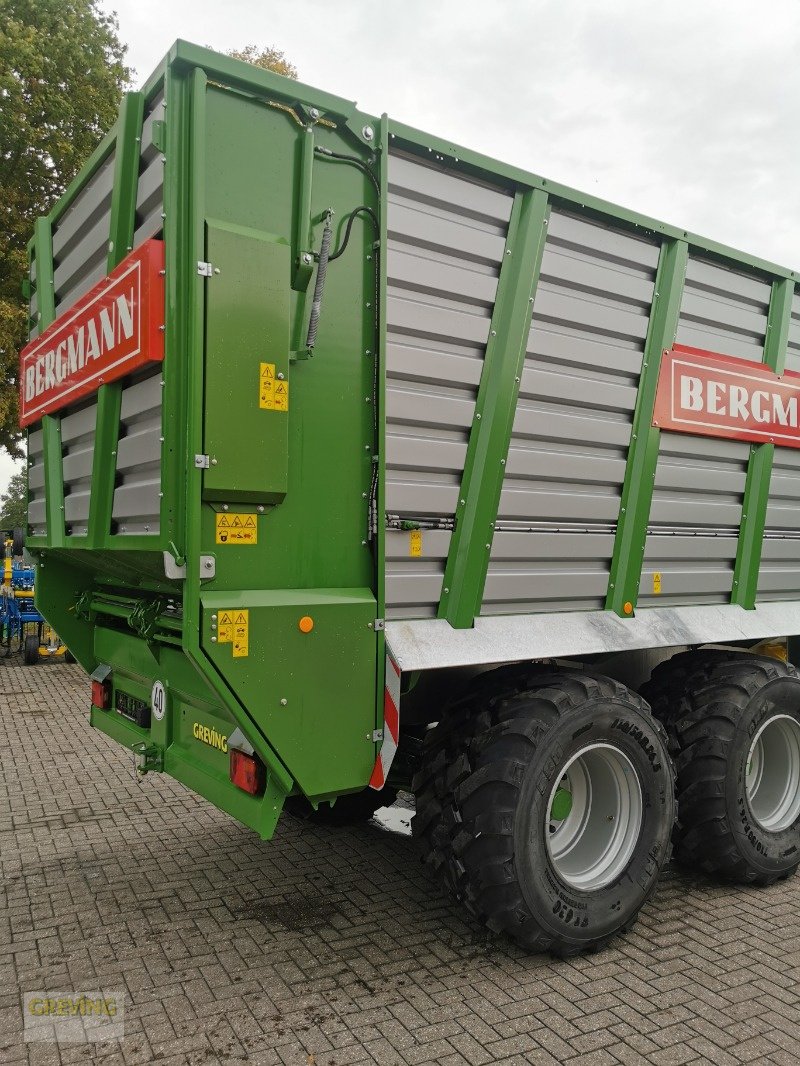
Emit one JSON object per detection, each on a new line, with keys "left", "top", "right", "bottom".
{"left": 226, "top": 45, "right": 298, "bottom": 79}
{"left": 0, "top": 0, "right": 130, "bottom": 458}
{"left": 0, "top": 470, "right": 26, "bottom": 529}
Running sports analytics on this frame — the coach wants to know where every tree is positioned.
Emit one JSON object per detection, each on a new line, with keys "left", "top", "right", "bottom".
{"left": 0, "top": 470, "right": 26, "bottom": 530}
{"left": 0, "top": 0, "right": 130, "bottom": 459}
{"left": 226, "top": 45, "right": 298, "bottom": 79}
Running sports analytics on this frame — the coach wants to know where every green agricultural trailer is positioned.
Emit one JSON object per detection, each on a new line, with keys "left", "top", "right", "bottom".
{"left": 21, "top": 40, "right": 800, "bottom": 955}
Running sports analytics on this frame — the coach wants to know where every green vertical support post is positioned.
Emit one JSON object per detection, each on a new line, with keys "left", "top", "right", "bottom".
{"left": 292, "top": 125, "right": 315, "bottom": 292}
{"left": 731, "top": 277, "right": 794, "bottom": 608}
{"left": 33, "top": 216, "right": 65, "bottom": 547}
{"left": 89, "top": 92, "right": 145, "bottom": 547}
{"left": 605, "top": 238, "right": 689, "bottom": 616}
{"left": 375, "top": 115, "right": 390, "bottom": 728}
{"left": 439, "top": 188, "right": 550, "bottom": 629}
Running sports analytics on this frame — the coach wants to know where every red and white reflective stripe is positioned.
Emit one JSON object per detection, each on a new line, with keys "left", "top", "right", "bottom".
{"left": 369, "top": 652, "right": 400, "bottom": 790}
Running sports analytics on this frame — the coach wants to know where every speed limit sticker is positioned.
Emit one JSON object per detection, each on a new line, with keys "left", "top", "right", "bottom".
{"left": 151, "top": 680, "right": 167, "bottom": 722}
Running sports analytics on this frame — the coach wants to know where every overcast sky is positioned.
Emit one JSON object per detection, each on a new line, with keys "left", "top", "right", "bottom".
{"left": 4, "top": 0, "right": 800, "bottom": 494}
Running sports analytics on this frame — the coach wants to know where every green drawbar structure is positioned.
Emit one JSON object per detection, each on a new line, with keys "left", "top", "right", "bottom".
{"left": 22, "top": 41, "right": 800, "bottom": 955}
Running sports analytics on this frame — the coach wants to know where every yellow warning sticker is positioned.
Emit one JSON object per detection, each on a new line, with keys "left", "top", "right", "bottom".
{"left": 217, "top": 610, "right": 234, "bottom": 643}
{"left": 259, "top": 362, "right": 289, "bottom": 411}
{"left": 216, "top": 512, "right": 258, "bottom": 545}
{"left": 409, "top": 529, "right": 422, "bottom": 557}
{"left": 653, "top": 571, "right": 662, "bottom": 595}
{"left": 232, "top": 610, "right": 249, "bottom": 658}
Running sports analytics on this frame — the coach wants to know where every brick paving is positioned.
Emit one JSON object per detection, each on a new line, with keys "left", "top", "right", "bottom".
{"left": 1, "top": 658, "right": 799, "bottom": 1065}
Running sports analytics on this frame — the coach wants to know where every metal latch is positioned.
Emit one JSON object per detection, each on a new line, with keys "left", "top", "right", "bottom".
{"left": 374, "top": 618, "right": 385, "bottom": 631}
{"left": 370, "top": 729, "right": 384, "bottom": 743}
{"left": 194, "top": 454, "right": 210, "bottom": 469}
{"left": 197, "top": 261, "right": 214, "bottom": 277}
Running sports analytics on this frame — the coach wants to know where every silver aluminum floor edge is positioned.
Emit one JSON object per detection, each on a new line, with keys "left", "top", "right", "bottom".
{"left": 385, "top": 601, "right": 800, "bottom": 672}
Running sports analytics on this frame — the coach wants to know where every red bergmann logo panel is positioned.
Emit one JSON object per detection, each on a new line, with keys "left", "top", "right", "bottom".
{"left": 652, "top": 343, "right": 800, "bottom": 449}
{"left": 19, "top": 240, "right": 165, "bottom": 428}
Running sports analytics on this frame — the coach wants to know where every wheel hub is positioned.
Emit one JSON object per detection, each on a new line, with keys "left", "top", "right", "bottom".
{"left": 545, "top": 743, "right": 643, "bottom": 891}
{"left": 746, "top": 714, "right": 800, "bottom": 832}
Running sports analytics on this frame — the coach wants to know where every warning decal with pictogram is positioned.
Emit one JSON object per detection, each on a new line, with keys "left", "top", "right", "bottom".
{"left": 215, "top": 512, "right": 258, "bottom": 545}
{"left": 259, "top": 362, "right": 289, "bottom": 411}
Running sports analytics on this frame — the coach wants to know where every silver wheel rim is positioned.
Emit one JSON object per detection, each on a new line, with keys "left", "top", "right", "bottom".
{"left": 545, "top": 743, "right": 643, "bottom": 891}
{"left": 746, "top": 714, "right": 800, "bottom": 831}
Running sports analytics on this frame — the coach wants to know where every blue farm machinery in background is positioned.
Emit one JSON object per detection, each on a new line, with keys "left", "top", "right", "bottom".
{"left": 1, "top": 529, "right": 72, "bottom": 665}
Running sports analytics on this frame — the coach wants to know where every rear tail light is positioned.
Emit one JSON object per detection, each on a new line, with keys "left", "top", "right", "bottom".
{"left": 91, "top": 679, "right": 111, "bottom": 710}
{"left": 230, "top": 749, "right": 265, "bottom": 796}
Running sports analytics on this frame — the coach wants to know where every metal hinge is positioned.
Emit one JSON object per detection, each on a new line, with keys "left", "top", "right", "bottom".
{"left": 163, "top": 551, "right": 186, "bottom": 579}
{"left": 197, "top": 261, "right": 214, "bottom": 277}
{"left": 194, "top": 454, "right": 210, "bottom": 469}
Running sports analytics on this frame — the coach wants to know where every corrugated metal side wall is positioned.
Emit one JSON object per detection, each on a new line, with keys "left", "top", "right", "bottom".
{"left": 384, "top": 151, "right": 513, "bottom": 618}
{"left": 27, "top": 430, "right": 46, "bottom": 537}
{"left": 27, "top": 89, "right": 165, "bottom": 541}
{"left": 639, "top": 259, "right": 770, "bottom": 607}
{"left": 759, "top": 291, "right": 800, "bottom": 600}
{"left": 61, "top": 401, "right": 97, "bottom": 537}
{"left": 112, "top": 370, "right": 163, "bottom": 535}
{"left": 482, "top": 211, "right": 658, "bottom": 615}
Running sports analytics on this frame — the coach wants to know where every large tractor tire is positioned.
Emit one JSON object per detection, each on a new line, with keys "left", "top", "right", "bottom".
{"left": 642, "top": 651, "right": 800, "bottom": 885}
{"left": 23, "top": 634, "right": 40, "bottom": 665}
{"left": 413, "top": 666, "right": 675, "bottom": 956}
{"left": 12, "top": 527, "right": 24, "bottom": 556}
{"left": 284, "top": 787, "right": 397, "bottom": 826}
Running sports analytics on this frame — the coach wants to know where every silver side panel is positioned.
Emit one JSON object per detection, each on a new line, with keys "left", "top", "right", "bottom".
{"left": 676, "top": 257, "right": 770, "bottom": 362}
{"left": 386, "top": 602, "right": 800, "bottom": 674}
{"left": 483, "top": 531, "right": 615, "bottom": 615}
{"left": 642, "top": 257, "right": 770, "bottom": 604}
{"left": 49, "top": 89, "right": 164, "bottom": 320}
{"left": 112, "top": 370, "right": 163, "bottom": 535}
{"left": 784, "top": 291, "right": 800, "bottom": 375}
{"left": 384, "top": 151, "right": 512, "bottom": 614}
{"left": 483, "top": 211, "right": 658, "bottom": 615}
{"left": 27, "top": 429, "right": 47, "bottom": 536}
{"left": 61, "top": 402, "right": 97, "bottom": 537}
{"left": 759, "top": 538, "right": 800, "bottom": 601}
{"left": 386, "top": 528, "right": 451, "bottom": 620}
{"left": 765, "top": 448, "right": 800, "bottom": 533}
{"left": 134, "top": 93, "right": 166, "bottom": 247}
{"left": 639, "top": 532, "right": 739, "bottom": 608}
{"left": 51, "top": 154, "right": 114, "bottom": 318}
{"left": 27, "top": 90, "right": 165, "bottom": 537}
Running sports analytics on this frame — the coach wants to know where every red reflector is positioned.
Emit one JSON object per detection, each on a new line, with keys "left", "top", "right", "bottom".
{"left": 230, "top": 749, "right": 265, "bottom": 796}
{"left": 91, "top": 679, "right": 111, "bottom": 710}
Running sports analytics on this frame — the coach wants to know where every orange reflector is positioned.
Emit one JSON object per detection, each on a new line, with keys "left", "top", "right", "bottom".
{"left": 298, "top": 615, "right": 314, "bottom": 633}
{"left": 230, "top": 749, "right": 265, "bottom": 796}
{"left": 623, "top": 601, "right": 634, "bottom": 616}
{"left": 91, "top": 679, "right": 111, "bottom": 710}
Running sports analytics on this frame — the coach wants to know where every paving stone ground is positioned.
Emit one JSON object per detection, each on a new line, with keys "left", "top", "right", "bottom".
{"left": 1, "top": 658, "right": 799, "bottom": 1065}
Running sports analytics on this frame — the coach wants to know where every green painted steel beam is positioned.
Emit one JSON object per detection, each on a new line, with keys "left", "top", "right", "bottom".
{"left": 606, "top": 239, "right": 689, "bottom": 616}
{"left": 88, "top": 93, "right": 145, "bottom": 547}
{"left": 33, "top": 216, "right": 65, "bottom": 547}
{"left": 375, "top": 113, "right": 390, "bottom": 731}
{"left": 439, "top": 188, "right": 550, "bottom": 629}
{"left": 731, "top": 278, "right": 794, "bottom": 608}
{"left": 107, "top": 92, "right": 145, "bottom": 272}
